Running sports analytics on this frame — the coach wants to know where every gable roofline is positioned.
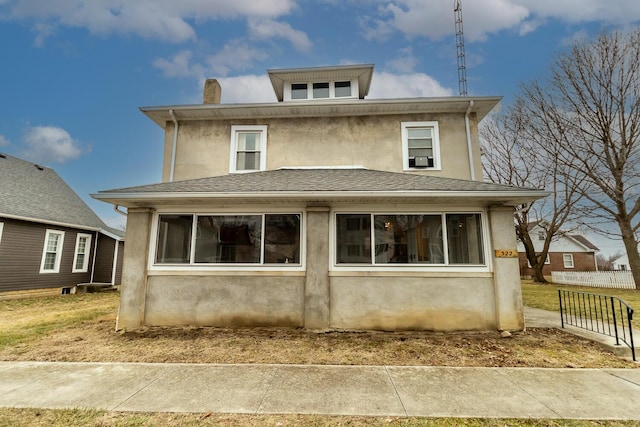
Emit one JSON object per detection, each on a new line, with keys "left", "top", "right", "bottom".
{"left": 267, "top": 64, "right": 375, "bottom": 101}
{"left": 140, "top": 96, "right": 502, "bottom": 128}
{"left": 526, "top": 221, "right": 599, "bottom": 252}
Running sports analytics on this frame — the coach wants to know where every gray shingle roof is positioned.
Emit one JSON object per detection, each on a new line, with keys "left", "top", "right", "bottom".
{"left": 98, "top": 167, "right": 543, "bottom": 195}
{"left": 0, "top": 153, "right": 107, "bottom": 230}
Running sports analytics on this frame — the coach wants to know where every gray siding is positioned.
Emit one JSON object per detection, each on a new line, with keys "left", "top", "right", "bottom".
{"left": 0, "top": 217, "right": 95, "bottom": 292}
{"left": 93, "top": 233, "right": 116, "bottom": 283}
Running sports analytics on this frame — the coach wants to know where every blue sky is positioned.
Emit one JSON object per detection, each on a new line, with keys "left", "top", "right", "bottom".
{"left": 1, "top": 0, "right": 639, "bottom": 254}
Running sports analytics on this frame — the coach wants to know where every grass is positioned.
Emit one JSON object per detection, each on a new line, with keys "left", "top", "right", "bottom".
{"left": 0, "top": 292, "right": 119, "bottom": 349}
{"left": 0, "top": 409, "right": 639, "bottom": 427}
{"left": 521, "top": 282, "right": 640, "bottom": 330}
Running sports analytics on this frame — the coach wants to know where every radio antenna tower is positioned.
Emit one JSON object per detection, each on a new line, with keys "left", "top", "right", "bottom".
{"left": 454, "top": 0, "right": 468, "bottom": 96}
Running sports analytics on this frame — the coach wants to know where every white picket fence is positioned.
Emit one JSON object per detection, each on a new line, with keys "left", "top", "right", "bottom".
{"left": 551, "top": 271, "right": 636, "bottom": 289}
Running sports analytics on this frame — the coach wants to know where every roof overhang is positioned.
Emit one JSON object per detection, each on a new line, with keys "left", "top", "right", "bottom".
{"left": 92, "top": 189, "right": 548, "bottom": 209}
{"left": 140, "top": 96, "right": 502, "bottom": 128}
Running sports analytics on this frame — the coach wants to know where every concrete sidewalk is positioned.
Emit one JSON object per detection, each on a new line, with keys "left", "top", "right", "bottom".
{"left": 1, "top": 361, "right": 640, "bottom": 419}
{"left": 0, "top": 307, "right": 638, "bottom": 419}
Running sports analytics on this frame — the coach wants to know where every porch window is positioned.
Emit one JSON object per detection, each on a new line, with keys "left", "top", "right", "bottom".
{"left": 40, "top": 230, "right": 65, "bottom": 273}
{"left": 335, "top": 212, "right": 484, "bottom": 266}
{"left": 230, "top": 125, "right": 267, "bottom": 173}
{"left": 72, "top": 233, "right": 92, "bottom": 272}
{"left": 155, "top": 213, "right": 301, "bottom": 266}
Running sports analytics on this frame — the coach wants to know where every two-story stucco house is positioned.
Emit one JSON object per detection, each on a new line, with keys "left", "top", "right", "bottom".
{"left": 93, "top": 64, "right": 547, "bottom": 332}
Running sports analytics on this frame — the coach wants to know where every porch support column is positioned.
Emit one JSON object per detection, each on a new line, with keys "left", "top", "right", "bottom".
{"left": 116, "top": 207, "right": 153, "bottom": 331}
{"left": 304, "top": 206, "right": 330, "bottom": 329}
{"left": 488, "top": 206, "right": 525, "bottom": 331}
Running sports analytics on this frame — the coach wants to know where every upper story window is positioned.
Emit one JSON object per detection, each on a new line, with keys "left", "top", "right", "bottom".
{"left": 401, "top": 121, "right": 441, "bottom": 171}
{"left": 284, "top": 80, "right": 357, "bottom": 101}
{"left": 72, "top": 233, "right": 92, "bottom": 273}
{"left": 40, "top": 229, "right": 65, "bottom": 273}
{"left": 229, "top": 125, "right": 267, "bottom": 173}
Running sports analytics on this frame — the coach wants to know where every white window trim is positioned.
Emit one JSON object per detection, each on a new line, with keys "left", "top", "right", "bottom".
{"left": 563, "top": 253, "right": 575, "bottom": 268}
{"left": 72, "top": 233, "right": 92, "bottom": 273}
{"left": 0, "top": 222, "right": 4, "bottom": 245}
{"left": 401, "top": 121, "right": 441, "bottom": 171}
{"left": 40, "top": 229, "right": 65, "bottom": 274}
{"left": 229, "top": 125, "right": 268, "bottom": 173}
{"left": 283, "top": 79, "right": 359, "bottom": 101}
{"left": 330, "top": 208, "right": 490, "bottom": 273}
{"left": 149, "top": 210, "right": 306, "bottom": 272}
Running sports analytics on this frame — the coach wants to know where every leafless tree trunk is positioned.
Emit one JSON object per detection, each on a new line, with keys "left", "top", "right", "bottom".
{"left": 481, "top": 100, "right": 582, "bottom": 283}
{"left": 517, "top": 29, "right": 640, "bottom": 289}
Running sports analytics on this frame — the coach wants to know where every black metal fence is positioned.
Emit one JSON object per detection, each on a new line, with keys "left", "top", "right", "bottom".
{"left": 558, "top": 289, "right": 636, "bottom": 361}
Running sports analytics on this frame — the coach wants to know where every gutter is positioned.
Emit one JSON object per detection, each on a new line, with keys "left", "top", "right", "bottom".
{"left": 169, "top": 109, "right": 178, "bottom": 182}
{"left": 465, "top": 100, "right": 475, "bottom": 181}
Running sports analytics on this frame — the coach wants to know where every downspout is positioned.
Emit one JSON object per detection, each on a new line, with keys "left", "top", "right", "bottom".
{"left": 111, "top": 238, "right": 120, "bottom": 286}
{"left": 169, "top": 109, "right": 178, "bottom": 182}
{"left": 465, "top": 99, "right": 476, "bottom": 180}
{"left": 89, "top": 231, "right": 99, "bottom": 284}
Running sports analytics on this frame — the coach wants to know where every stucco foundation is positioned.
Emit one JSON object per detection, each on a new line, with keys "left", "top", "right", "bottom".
{"left": 329, "top": 276, "right": 496, "bottom": 331}
{"left": 144, "top": 275, "right": 305, "bottom": 327}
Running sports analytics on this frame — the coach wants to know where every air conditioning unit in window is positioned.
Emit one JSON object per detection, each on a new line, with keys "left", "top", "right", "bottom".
{"left": 414, "top": 156, "right": 433, "bottom": 168}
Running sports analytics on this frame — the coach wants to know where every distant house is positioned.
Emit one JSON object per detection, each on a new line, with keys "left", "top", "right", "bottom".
{"left": 0, "top": 153, "right": 124, "bottom": 296}
{"left": 613, "top": 254, "right": 631, "bottom": 271}
{"left": 517, "top": 222, "right": 599, "bottom": 278}
{"left": 94, "top": 64, "right": 547, "bottom": 332}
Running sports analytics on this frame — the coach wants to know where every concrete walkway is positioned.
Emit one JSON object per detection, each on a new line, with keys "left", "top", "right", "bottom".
{"left": 0, "top": 307, "right": 638, "bottom": 419}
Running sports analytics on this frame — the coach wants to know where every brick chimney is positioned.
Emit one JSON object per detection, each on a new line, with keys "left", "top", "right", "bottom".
{"left": 203, "top": 79, "right": 221, "bottom": 104}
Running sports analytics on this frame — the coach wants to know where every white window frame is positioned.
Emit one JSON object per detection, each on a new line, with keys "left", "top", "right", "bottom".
{"left": 0, "top": 222, "right": 4, "bottom": 245}
{"left": 401, "top": 121, "right": 441, "bottom": 171}
{"left": 40, "top": 229, "right": 65, "bottom": 274}
{"left": 229, "top": 125, "right": 267, "bottom": 173}
{"left": 149, "top": 210, "right": 306, "bottom": 272}
{"left": 72, "top": 233, "right": 92, "bottom": 273}
{"left": 283, "top": 79, "right": 359, "bottom": 101}
{"left": 330, "top": 208, "right": 489, "bottom": 273}
{"left": 563, "top": 253, "right": 574, "bottom": 268}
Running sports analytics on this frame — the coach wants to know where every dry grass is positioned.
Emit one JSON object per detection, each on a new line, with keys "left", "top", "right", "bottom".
{"left": 0, "top": 291, "right": 637, "bottom": 368}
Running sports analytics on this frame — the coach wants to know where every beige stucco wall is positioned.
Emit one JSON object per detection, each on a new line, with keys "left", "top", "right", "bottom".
{"left": 144, "top": 275, "right": 305, "bottom": 327}
{"left": 163, "top": 113, "right": 482, "bottom": 182}
{"left": 329, "top": 276, "right": 496, "bottom": 331}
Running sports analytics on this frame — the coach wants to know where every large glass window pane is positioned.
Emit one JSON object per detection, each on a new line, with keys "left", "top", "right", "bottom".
{"left": 236, "top": 151, "right": 259, "bottom": 170}
{"left": 291, "top": 83, "right": 307, "bottom": 99}
{"left": 195, "top": 215, "right": 261, "bottom": 263}
{"left": 335, "top": 81, "right": 351, "bottom": 97}
{"left": 156, "top": 215, "right": 193, "bottom": 264}
{"left": 264, "top": 214, "right": 301, "bottom": 264}
{"left": 336, "top": 214, "right": 371, "bottom": 263}
{"left": 313, "top": 82, "right": 330, "bottom": 98}
{"left": 237, "top": 133, "right": 259, "bottom": 151}
{"left": 374, "top": 215, "right": 444, "bottom": 264}
{"left": 446, "top": 214, "right": 484, "bottom": 264}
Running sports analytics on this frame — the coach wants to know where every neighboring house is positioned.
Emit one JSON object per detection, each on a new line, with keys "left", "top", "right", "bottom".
{"left": 93, "top": 64, "right": 546, "bottom": 332}
{"left": 517, "top": 221, "right": 599, "bottom": 278}
{"left": 613, "top": 254, "right": 631, "bottom": 271}
{"left": 0, "top": 153, "right": 124, "bottom": 295}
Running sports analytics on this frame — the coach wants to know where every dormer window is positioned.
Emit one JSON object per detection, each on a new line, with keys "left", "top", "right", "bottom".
{"left": 284, "top": 80, "right": 357, "bottom": 101}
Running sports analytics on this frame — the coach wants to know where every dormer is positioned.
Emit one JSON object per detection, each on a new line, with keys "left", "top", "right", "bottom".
{"left": 268, "top": 64, "right": 374, "bottom": 102}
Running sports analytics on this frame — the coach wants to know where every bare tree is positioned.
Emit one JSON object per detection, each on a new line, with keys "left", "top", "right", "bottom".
{"left": 481, "top": 100, "right": 582, "bottom": 283}
{"left": 596, "top": 251, "right": 625, "bottom": 271}
{"left": 517, "top": 29, "right": 640, "bottom": 289}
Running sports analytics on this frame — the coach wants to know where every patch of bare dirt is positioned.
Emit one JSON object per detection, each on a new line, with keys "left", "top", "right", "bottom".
{"left": 1, "top": 311, "right": 636, "bottom": 368}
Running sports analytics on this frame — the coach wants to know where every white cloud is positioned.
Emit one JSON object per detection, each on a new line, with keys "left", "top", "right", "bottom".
{"left": 206, "top": 40, "right": 268, "bottom": 76}
{"left": 368, "top": 72, "right": 454, "bottom": 98}
{"left": 386, "top": 47, "right": 418, "bottom": 73}
{"left": 360, "top": 0, "right": 640, "bottom": 42}
{"left": 21, "top": 126, "right": 86, "bottom": 164}
{"left": 217, "top": 75, "right": 277, "bottom": 103}
{"left": 153, "top": 50, "right": 202, "bottom": 78}
{"left": 0, "top": 134, "right": 9, "bottom": 147}
{"left": 248, "top": 18, "right": 312, "bottom": 52}
{"left": 2, "top": 0, "right": 297, "bottom": 44}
